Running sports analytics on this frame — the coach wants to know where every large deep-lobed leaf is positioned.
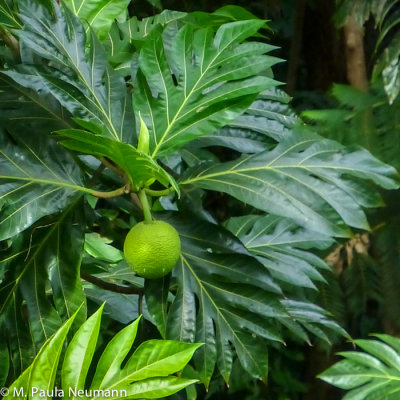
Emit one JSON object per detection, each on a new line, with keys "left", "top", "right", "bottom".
{"left": 0, "top": 74, "right": 72, "bottom": 133}
{"left": 320, "top": 334, "right": 400, "bottom": 400}
{"left": 4, "top": 307, "right": 200, "bottom": 400}
{"left": 147, "top": 214, "right": 347, "bottom": 387}
{"left": 0, "top": 0, "right": 21, "bottom": 29}
{"left": 181, "top": 127, "right": 399, "bottom": 237}
{"left": 7, "top": 0, "right": 135, "bottom": 143}
{"left": 0, "top": 132, "right": 87, "bottom": 241}
{"left": 0, "top": 202, "right": 86, "bottom": 372}
{"left": 133, "top": 19, "right": 280, "bottom": 158}
{"left": 182, "top": 88, "right": 296, "bottom": 156}
{"left": 225, "top": 215, "right": 333, "bottom": 289}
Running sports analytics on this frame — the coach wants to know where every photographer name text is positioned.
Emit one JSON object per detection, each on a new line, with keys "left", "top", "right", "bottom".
{"left": 6, "top": 387, "right": 128, "bottom": 398}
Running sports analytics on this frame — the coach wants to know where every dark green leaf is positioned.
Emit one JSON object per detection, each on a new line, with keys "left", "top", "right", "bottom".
{"left": 0, "top": 202, "right": 86, "bottom": 358}
{"left": 226, "top": 215, "right": 332, "bottom": 289}
{"left": 0, "top": 133, "right": 86, "bottom": 241}
{"left": 145, "top": 276, "right": 170, "bottom": 338}
{"left": 181, "top": 128, "right": 399, "bottom": 237}
{"left": 161, "top": 213, "right": 285, "bottom": 384}
{"left": 12, "top": 0, "right": 135, "bottom": 143}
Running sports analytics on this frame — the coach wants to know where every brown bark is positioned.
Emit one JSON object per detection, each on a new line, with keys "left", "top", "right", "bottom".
{"left": 344, "top": 12, "right": 372, "bottom": 149}
{"left": 343, "top": 13, "right": 368, "bottom": 91}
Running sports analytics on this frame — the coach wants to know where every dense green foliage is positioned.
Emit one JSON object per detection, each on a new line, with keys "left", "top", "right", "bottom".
{"left": 0, "top": 0, "right": 400, "bottom": 399}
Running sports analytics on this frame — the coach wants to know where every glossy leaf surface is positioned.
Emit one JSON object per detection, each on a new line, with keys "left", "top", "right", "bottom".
{"left": 4, "top": 309, "right": 199, "bottom": 399}
{"left": 133, "top": 20, "right": 279, "bottom": 158}
{"left": 320, "top": 334, "right": 400, "bottom": 400}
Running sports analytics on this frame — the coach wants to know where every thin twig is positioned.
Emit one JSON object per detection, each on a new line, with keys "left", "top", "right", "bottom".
{"left": 81, "top": 272, "right": 144, "bottom": 295}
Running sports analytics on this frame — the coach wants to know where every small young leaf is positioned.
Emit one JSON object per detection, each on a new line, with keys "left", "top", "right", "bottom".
{"left": 137, "top": 112, "right": 150, "bottom": 155}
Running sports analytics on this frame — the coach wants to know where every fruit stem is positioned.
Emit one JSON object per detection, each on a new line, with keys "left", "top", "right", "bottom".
{"left": 139, "top": 189, "right": 153, "bottom": 223}
{"left": 144, "top": 187, "right": 174, "bottom": 197}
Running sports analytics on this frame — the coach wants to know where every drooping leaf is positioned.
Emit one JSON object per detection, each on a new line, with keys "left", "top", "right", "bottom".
{"left": 0, "top": 202, "right": 86, "bottom": 365}
{"left": 225, "top": 215, "right": 333, "bottom": 289}
{"left": 48, "top": 202, "right": 87, "bottom": 326}
{"left": 0, "top": 132, "right": 86, "bottom": 241}
{"left": 56, "top": 128, "right": 179, "bottom": 192}
{"left": 181, "top": 128, "right": 399, "bottom": 237}
{"left": 157, "top": 213, "right": 345, "bottom": 386}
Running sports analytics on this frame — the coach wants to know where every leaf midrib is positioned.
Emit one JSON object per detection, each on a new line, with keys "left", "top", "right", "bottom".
{"left": 0, "top": 175, "right": 92, "bottom": 194}
{"left": 180, "top": 254, "right": 265, "bottom": 378}
{"left": 0, "top": 200, "right": 81, "bottom": 315}
{"left": 151, "top": 26, "right": 249, "bottom": 158}
{"left": 35, "top": 17, "right": 120, "bottom": 140}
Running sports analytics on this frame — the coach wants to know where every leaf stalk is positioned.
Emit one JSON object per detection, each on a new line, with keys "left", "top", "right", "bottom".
{"left": 89, "top": 185, "right": 128, "bottom": 199}
{"left": 144, "top": 187, "right": 174, "bottom": 197}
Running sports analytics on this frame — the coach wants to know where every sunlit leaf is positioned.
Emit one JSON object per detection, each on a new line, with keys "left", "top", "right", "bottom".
{"left": 4, "top": 309, "right": 199, "bottom": 400}
{"left": 64, "top": 0, "right": 130, "bottom": 40}
{"left": 320, "top": 334, "right": 400, "bottom": 399}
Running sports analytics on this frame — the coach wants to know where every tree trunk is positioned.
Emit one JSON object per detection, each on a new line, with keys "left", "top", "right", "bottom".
{"left": 343, "top": 13, "right": 368, "bottom": 91}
